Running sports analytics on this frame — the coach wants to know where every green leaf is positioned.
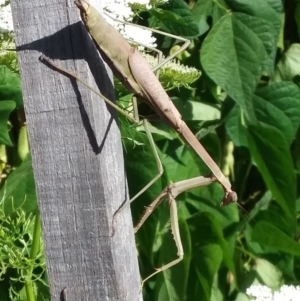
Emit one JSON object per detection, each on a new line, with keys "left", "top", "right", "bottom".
{"left": 136, "top": 121, "right": 178, "bottom": 141}
{"left": 224, "top": 0, "right": 282, "bottom": 72}
{"left": 254, "top": 82, "right": 300, "bottom": 143}
{"left": 0, "top": 65, "right": 22, "bottom": 108}
{"left": 245, "top": 205, "right": 296, "bottom": 254}
{"left": 226, "top": 82, "right": 300, "bottom": 146}
{"left": 0, "top": 154, "right": 37, "bottom": 215}
{"left": 172, "top": 97, "right": 221, "bottom": 121}
{"left": 252, "top": 221, "right": 300, "bottom": 256}
{"left": 151, "top": 0, "right": 200, "bottom": 38}
{"left": 189, "top": 211, "right": 235, "bottom": 275}
{"left": 191, "top": 0, "right": 212, "bottom": 36}
{"left": 153, "top": 216, "right": 191, "bottom": 301}
{"left": 201, "top": 12, "right": 271, "bottom": 122}
{"left": 247, "top": 124, "right": 296, "bottom": 230}
{"left": 295, "top": 4, "right": 300, "bottom": 38}
{"left": 254, "top": 258, "right": 283, "bottom": 289}
{"left": 274, "top": 44, "right": 300, "bottom": 81}
{"left": 211, "top": 1, "right": 228, "bottom": 25}
{"left": 0, "top": 100, "right": 15, "bottom": 145}
{"left": 194, "top": 244, "right": 223, "bottom": 301}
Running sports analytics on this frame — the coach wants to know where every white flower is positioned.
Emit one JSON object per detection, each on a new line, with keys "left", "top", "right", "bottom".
{"left": 247, "top": 284, "right": 273, "bottom": 301}
{"left": 273, "top": 285, "right": 300, "bottom": 301}
{"left": 103, "top": 0, "right": 133, "bottom": 21}
{"left": 247, "top": 285, "right": 300, "bottom": 301}
{"left": 103, "top": 0, "right": 157, "bottom": 48}
{"left": 0, "top": 1, "right": 13, "bottom": 32}
{"left": 121, "top": 24, "right": 156, "bottom": 48}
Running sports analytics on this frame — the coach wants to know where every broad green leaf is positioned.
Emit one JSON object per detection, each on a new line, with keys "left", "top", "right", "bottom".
{"left": 0, "top": 154, "right": 37, "bottom": 215}
{"left": 254, "top": 82, "right": 300, "bottom": 141}
{"left": 161, "top": 132, "right": 223, "bottom": 181}
{"left": 151, "top": 0, "right": 200, "bottom": 38}
{"left": 153, "top": 216, "right": 191, "bottom": 301}
{"left": 254, "top": 258, "right": 283, "bottom": 289}
{"left": 247, "top": 125, "right": 296, "bottom": 229}
{"left": 185, "top": 184, "right": 239, "bottom": 230}
{"left": 252, "top": 221, "right": 300, "bottom": 256}
{"left": 201, "top": 12, "right": 271, "bottom": 122}
{"left": 224, "top": 0, "right": 282, "bottom": 24}
{"left": 245, "top": 205, "right": 296, "bottom": 255}
{"left": 136, "top": 121, "right": 178, "bottom": 141}
{"left": 295, "top": 3, "right": 300, "bottom": 38}
{"left": 194, "top": 244, "right": 223, "bottom": 301}
{"left": 224, "top": 0, "right": 282, "bottom": 72}
{"left": 226, "top": 82, "right": 300, "bottom": 146}
{"left": 0, "top": 65, "right": 22, "bottom": 108}
{"left": 246, "top": 218, "right": 297, "bottom": 279}
{"left": 189, "top": 212, "right": 235, "bottom": 274}
{"left": 212, "top": 0, "right": 228, "bottom": 25}
{"left": 0, "top": 100, "right": 15, "bottom": 146}
{"left": 188, "top": 211, "right": 235, "bottom": 301}
{"left": 191, "top": 0, "right": 212, "bottom": 36}
{"left": 235, "top": 293, "right": 252, "bottom": 301}
{"left": 172, "top": 97, "right": 221, "bottom": 121}
{"left": 274, "top": 44, "right": 300, "bottom": 81}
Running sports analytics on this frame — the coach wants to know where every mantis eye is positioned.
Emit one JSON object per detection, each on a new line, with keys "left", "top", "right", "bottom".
{"left": 220, "top": 191, "right": 238, "bottom": 207}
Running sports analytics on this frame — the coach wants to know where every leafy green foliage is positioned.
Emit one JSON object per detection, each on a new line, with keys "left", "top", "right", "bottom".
{"left": 0, "top": 25, "right": 46, "bottom": 301}
{"left": 121, "top": 0, "right": 300, "bottom": 300}
{"left": 0, "top": 65, "right": 22, "bottom": 109}
{"left": 0, "top": 100, "right": 15, "bottom": 146}
{"left": 0, "top": 155, "right": 37, "bottom": 215}
{"left": 151, "top": 0, "right": 200, "bottom": 38}
{"left": 2, "top": 0, "right": 300, "bottom": 301}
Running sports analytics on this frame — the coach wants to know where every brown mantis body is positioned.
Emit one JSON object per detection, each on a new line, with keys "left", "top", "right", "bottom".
{"left": 75, "top": 0, "right": 237, "bottom": 203}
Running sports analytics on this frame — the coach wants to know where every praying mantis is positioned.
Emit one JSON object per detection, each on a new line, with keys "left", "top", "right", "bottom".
{"left": 40, "top": 0, "right": 237, "bottom": 286}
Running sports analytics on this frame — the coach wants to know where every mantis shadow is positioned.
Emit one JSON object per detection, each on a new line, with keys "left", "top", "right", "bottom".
{"left": 18, "top": 21, "right": 117, "bottom": 155}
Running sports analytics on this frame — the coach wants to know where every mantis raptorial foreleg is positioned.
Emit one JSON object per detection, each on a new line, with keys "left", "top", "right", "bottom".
{"left": 134, "top": 175, "right": 217, "bottom": 286}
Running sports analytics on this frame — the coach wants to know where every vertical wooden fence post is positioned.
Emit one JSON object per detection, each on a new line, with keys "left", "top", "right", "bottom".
{"left": 10, "top": 0, "right": 142, "bottom": 300}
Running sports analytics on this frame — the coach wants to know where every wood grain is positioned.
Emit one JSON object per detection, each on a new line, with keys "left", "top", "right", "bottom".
{"left": 10, "top": 0, "right": 142, "bottom": 300}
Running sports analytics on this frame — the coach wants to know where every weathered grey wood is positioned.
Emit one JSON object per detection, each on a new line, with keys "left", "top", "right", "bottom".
{"left": 10, "top": 1, "right": 142, "bottom": 300}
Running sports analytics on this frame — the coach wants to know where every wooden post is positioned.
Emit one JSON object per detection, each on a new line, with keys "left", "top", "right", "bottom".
{"left": 10, "top": 1, "right": 142, "bottom": 300}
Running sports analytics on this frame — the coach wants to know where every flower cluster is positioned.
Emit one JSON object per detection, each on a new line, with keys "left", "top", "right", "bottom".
{"left": 0, "top": 0, "right": 13, "bottom": 32}
{"left": 143, "top": 52, "right": 201, "bottom": 90}
{"left": 247, "top": 284, "right": 300, "bottom": 301}
{"left": 103, "top": 0, "right": 201, "bottom": 88}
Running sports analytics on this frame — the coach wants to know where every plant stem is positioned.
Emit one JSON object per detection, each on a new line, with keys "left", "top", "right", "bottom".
{"left": 30, "top": 212, "right": 41, "bottom": 259}
{"left": 24, "top": 212, "right": 42, "bottom": 301}
{"left": 25, "top": 281, "right": 35, "bottom": 301}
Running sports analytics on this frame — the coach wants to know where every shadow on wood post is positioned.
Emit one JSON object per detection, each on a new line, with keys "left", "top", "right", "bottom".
{"left": 10, "top": 0, "right": 142, "bottom": 300}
